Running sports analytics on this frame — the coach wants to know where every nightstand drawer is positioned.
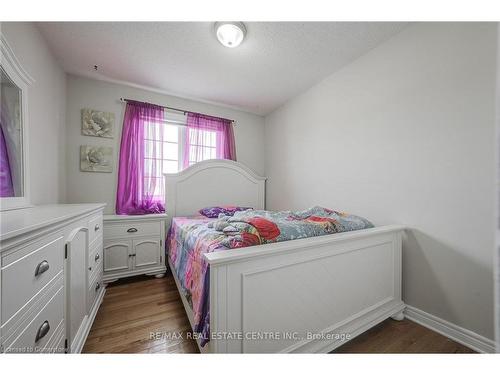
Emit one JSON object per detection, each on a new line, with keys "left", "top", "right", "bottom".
{"left": 104, "top": 221, "right": 161, "bottom": 239}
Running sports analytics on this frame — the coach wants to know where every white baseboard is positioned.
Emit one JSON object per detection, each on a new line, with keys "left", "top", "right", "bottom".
{"left": 405, "top": 305, "right": 496, "bottom": 353}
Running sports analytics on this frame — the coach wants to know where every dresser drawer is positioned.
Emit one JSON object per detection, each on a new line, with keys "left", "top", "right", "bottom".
{"left": 1, "top": 234, "right": 64, "bottom": 325}
{"left": 88, "top": 240, "right": 103, "bottom": 276}
{"left": 88, "top": 269, "right": 103, "bottom": 310}
{"left": 44, "top": 318, "right": 65, "bottom": 353}
{"left": 89, "top": 251, "right": 103, "bottom": 284}
{"left": 5, "top": 284, "right": 64, "bottom": 353}
{"left": 104, "top": 221, "right": 161, "bottom": 239}
{"left": 89, "top": 214, "right": 103, "bottom": 245}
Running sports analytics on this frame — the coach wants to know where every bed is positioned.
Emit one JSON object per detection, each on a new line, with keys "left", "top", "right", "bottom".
{"left": 164, "top": 159, "right": 405, "bottom": 353}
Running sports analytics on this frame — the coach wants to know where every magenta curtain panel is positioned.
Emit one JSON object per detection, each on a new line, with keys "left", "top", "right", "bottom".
{"left": 116, "top": 101, "right": 165, "bottom": 214}
{"left": 183, "top": 113, "right": 236, "bottom": 169}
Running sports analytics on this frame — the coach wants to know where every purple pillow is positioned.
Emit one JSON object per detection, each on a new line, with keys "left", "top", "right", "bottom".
{"left": 199, "top": 206, "right": 253, "bottom": 218}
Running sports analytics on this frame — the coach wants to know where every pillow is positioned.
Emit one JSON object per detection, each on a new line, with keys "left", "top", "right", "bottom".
{"left": 199, "top": 206, "right": 253, "bottom": 218}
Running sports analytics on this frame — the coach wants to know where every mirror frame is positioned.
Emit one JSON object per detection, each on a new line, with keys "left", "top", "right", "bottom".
{"left": 0, "top": 33, "right": 34, "bottom": 211}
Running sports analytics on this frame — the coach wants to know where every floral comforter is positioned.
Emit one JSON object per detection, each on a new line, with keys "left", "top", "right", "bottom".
{"left": 166, "top": 206, "right": 373, "bottom": 346}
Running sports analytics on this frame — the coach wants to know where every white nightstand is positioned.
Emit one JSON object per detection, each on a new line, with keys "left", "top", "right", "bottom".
{"left": 102, "top": 214, "right": 168, "bottom": 284}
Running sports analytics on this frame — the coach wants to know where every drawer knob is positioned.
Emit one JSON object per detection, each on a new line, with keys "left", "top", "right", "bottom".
{"left": 34, "top": 260, "right": 50, "bottom": 277}
{"left": 95, "top": 253, "right": 100, "bottom": 262}
{"left": 127, "top": 228, "right": 138, "bottom": 233}
{"left": 35, "top": 320, "right": 50, "bottom": 343}
{"left": 95, "top": 224, "right": 100, "bottom": 231}
{"left": 95, "top": 282, "right": 101, "bottom": 291}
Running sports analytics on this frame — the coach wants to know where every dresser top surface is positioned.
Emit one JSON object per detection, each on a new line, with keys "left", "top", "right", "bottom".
{"left": 0, "top": 203, "right": 106, "bottom": 243}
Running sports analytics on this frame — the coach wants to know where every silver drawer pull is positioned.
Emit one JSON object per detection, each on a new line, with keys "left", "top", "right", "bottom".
{"left": 94, "top": 224, "right": 100, "bottom": 231}
{"left": 95, "top": 282, "right": 101, "bottom": 291}
{"left": 34, "top": 260, "right": 50, "bottom": 277}
{"left": 127, "top": 228, "right": 138, "bottom": 233}
{"left": 35, "top": 320, "right": 50, "bottom": 343}
{"left": 95, "top": 253, "right": 100, "bottom": 262}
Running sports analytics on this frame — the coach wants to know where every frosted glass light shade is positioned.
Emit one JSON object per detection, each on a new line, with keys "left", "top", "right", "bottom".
{"left": 215, "top": 22, "right": 246, "bottom": 48}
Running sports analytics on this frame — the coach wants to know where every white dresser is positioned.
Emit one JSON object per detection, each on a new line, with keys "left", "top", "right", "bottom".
{"left": 0, "top": 204, "right": 105, "bottom": 353}
{"left": 103, "top": 214, "right": 167, "bottom": 283}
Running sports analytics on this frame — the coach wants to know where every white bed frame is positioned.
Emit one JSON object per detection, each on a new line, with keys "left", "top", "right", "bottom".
{"left": 165, "top": 159, "right": 405, "bottom": 353}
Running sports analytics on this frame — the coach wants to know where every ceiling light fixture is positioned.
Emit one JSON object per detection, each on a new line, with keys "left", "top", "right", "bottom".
{"left": 214, "top": 22, "right": 246, "bottom": 48}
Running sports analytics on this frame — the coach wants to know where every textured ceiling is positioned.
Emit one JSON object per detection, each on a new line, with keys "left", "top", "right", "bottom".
{"left": 37, "top": 22, "right": 407, "bottom": 115}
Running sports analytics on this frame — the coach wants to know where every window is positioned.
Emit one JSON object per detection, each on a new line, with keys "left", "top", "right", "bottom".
{"left": 142, "top": 112, "right": 218, "bottom": 199}
{"left": 144, "top": 123, "right": 180, "bottom": 172}
{"left": 187, "top": 128, "right": 217, "bottom": 166}
{"left": 143, "top": 121, "right": 180, "bottom": 199}
{"left": 117, "top": 101, "right": 236, "bottom": 215}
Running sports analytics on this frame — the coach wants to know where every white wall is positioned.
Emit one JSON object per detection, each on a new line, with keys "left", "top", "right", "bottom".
{"left": 66, "top": 75, "right": 265, "bottom": 214}
{"left": 1, "top": 22, "right": 67, "bottom": 204}
{"left": 495, "top": 26, "right": 500, "bottom": 352}
{"left": 265, "top": 23, "right": 497, "bottom": 339}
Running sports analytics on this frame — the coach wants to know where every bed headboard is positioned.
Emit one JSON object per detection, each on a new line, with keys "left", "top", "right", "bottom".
{"left": 164, "top": 159, "right": 266, "bottom": 222}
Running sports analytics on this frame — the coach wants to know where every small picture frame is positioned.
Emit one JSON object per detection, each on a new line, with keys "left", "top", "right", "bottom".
{"left": 81, "top": 108, "right": 114, "bottom": 138}
{"left": 80, "top": 145, "right": 113, "bottom": 173}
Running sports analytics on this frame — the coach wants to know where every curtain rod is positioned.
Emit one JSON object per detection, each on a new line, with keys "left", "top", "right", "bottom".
{"left": 119, "top": 98, "right": 235, "bottom": 124}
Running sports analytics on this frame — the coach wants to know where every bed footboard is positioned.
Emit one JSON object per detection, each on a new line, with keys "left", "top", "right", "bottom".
{"left": 204, "top": 225, "right": 405, "bottom": 353}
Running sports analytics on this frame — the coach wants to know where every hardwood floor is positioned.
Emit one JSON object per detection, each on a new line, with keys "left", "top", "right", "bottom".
{"left": 83, "top": 274, "right": 199, "bottom": 353}
{"left": 333, "top": 319, "right": 474, "bottom": 353}
{"left": 83, "top": 274, "right": 475, "bottom": 354}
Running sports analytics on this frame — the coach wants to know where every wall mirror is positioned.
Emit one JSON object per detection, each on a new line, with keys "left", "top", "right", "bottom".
{"left": 0, "top": 34, "right": 33, "bottom": 211}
